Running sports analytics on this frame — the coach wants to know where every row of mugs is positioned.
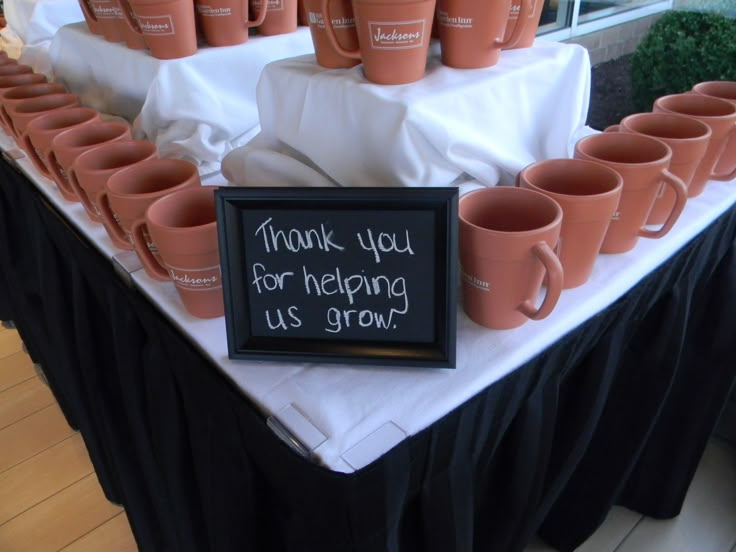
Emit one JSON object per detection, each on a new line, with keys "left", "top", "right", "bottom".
{"left": 0, "top": 56, "right": 224, "bottom": 319}
{"left": 460, "top": 81, "right": 736, "bottom": 330}
{"left": 78, "top": 0, "right": 307, "bottom": 59}
{"left": 310, "top": 0, "right": 544, "bottom": 84}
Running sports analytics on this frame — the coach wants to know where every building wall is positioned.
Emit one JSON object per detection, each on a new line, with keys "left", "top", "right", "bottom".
{"left": 563, "top": 13, "right": 664, "bottom": 66}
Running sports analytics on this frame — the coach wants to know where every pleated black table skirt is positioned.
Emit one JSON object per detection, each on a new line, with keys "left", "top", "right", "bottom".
{"left": 1, "top": 158, "right": 734, "bottom": 552}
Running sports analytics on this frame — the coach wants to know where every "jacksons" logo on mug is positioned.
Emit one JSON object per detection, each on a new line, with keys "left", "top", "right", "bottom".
{"left": 369, "top": 20, "right": 425, "bottom": 49}
{"left": 168, "top": 264, "right": 222, "bottom": 290}
{"left": 93, "top": 3, "right": 123, "bottom": 19}
{"left": 137, "top": 14, "right": 176, "bottom": 35}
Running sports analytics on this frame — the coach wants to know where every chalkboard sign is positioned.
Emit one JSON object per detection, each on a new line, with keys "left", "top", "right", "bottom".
{"left": 215, "top": 187, "right": 458, "bottom": 368}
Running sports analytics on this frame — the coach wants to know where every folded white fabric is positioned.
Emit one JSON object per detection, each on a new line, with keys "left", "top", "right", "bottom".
{"left": 49, "top": 24, "right": 316, "bottom": 175}
{"left": 256, "top": 39, "right": 590, "bottom": 188}
{"left": 3, "top": 0, "right": 84, "bottom": 74}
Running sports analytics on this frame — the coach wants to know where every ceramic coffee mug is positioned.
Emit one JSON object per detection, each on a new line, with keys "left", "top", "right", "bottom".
{"left": 437, "top": 0, "right": 530, "bottom": 69}
{"left": 252, "top": 0, "right": 296, "bottom": 36}
{"left": 68, "top": 139, "right": 158, "bottom": 222}
{"left": 321, "top": 0, "right": 436, "bottom": 84}
{"left": 0, "top": 82, "right": 66, "bottom": 135}
{"left": 518, "top": 158, "right": 623, "bottom": 289}
{"left": 47, "top": 121, "right": 132, "bottom": 202}
{"left": 605, "top": 112, "right": 711, "bottom": 225}
{"left": 6, "top": 93, "right": 80, "bottom": 140}
{"left": 692, "top": 81, "right": 736, "bottom": 179}
{"left": 125, "top": 0, "right": 198, "bottom": 59}
{"left": 304, "top": 0, "right": 358, "bottom": 69}
{"left": 20, "top": 107, "right": 101, "bottom": 178}
{"left": 459, "top": 186, "right": 563, "bottom": 330}
{"left": 574, "top": 132, "right": 687, "bottom": 254}
{"left": 0, "top": 72, "right": 48, "bottom": 98}
{"left": 77, "top": 0, "right": 105, "bottom": 34}
{"left": 131, "top": 186, "right": 224, "bottom": 319}
{"left": 88, "top": 0, "right": 126, "bottom": 42}
{"left": 502, "top": 0, "right": 544, "bottom": 49}
{"left": 653, "top": 93, "right": 736, "bottom": 197}
{"left": 98, "top": 158, "right": 201, "bottom": 251}
{"left": 194, "top": 0, "right": 267, "bottom": 46}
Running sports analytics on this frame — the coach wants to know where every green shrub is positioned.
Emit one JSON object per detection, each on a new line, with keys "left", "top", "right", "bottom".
{"left": 630, "top": 10, "right": 736, "bottom": 112}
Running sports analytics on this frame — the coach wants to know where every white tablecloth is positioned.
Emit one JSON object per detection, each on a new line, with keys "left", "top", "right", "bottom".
{"left": 240, "top": 39, "right": 590, "bottom": 188}
{"left": 1, "top": 0, "right": 84, "bottom": 74}
{"left": 4, "top": 127, "right": 736, "bottom": 474}
{"left": 48, "top": 23, "right": 315, "bottom": 174}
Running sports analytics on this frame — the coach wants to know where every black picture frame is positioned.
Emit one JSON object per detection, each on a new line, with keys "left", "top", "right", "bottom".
{"left": 215, "top": 187, "right": 458, "bottom": 368}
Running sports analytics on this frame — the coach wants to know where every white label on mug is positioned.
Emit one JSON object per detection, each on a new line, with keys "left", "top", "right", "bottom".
{"left": 168, "top": 264, "right": 222, "bottom": 291}
{"left": 308, "top": 11, "right": 354, "bottom": 29}
{"left": 196, "top": 4, "right": 232, "bottom": 17}
{"left": 137, "top": 14, "right": 176, "bottom": 35}
{"left": 369, "top": 20, "right": 425, "bottom": 49}
{"left": 93, "top": 3, "right": 123, "bottom": 19}
{"left": 462, "top": 271, "right": 490, "bottom": 292}
{"left": 508, "top": 3, "right": 521, "bottom": 20}
{"left": 612, "top": 210, "right": 621, "bottom": 220}
{"left": 437, "top": 10, "right": 473, "bottom": 29}
{"left": 252, "top": 0, "right": 284, "bottom": 11}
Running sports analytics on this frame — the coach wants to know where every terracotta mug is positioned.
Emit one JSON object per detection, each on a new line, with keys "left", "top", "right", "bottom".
{"left": 98, "top": 158, "right": 201, "bottom": 251}
{"left": 459, "top": 186, "right": 563, "bottom": 330}
{"left": 0, "top": 82, "right": 66, "bottom": 136}
{"left": 321, "top": 0, "right": 436, "bottom": 84}
{"left": 194, "top": 0, "right": 267, "bottom": 46}
{"left": 0, "top": 63, "right": 32, "bottom": 79}
{"left": 47, "top": 122, "right": 132, "bottom": 202}
{"left": 502, "top": 0, "right": 543, "bottom": 49}
{"left": 125, "top": 0, "right": 198, "bottom": 59}
{"left": 6, "top": 93, "right": 80, "bottom": 141}
{"left": 304, "top": 0, "right": 358, "bottom": 69}
{"left": 605, "top": 112, "right": 711, "bottom": 225}
{"left": 77, "top": 0, "right": 105, "bottom": 34}
{"left": 0, "top": 72, "right": 48, "bottom": 98}
{"left": 692, "top": 81, "right": 736, "bottom": 179}
{"left": 653, "top": 93, "right": 736, "bottom": 197}
{"left": 20, "top": 107, "right": 101, "bottom": 178}
{"left": 252, "top": 0, "right": 296, "bottom": 35}
{"left": 88, "top": 0, "right": 126, "bottom": 42}
{"left": 68, "top": 139, "right": 158, "bottom": 222}
{"left": 518, "top": 158, "right": 623, "bottom": 289}
{"left": 131, "top": 186, "right": 224, "bottom": 319}
{"left": 115, "top": 0, "right": 148, "bottom": 49}
{"left": 574, "top": 132, "right": 687, "bottom": 254}
{"left": 436, "top": 0, "right": 531, "bottom": 69}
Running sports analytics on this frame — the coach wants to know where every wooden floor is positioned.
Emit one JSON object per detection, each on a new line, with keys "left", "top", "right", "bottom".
{"left": 1, "top": 320, "right": 735, "bottom": 552}
{"left": 0, "top": 322, "right": 137, "bottom": 552}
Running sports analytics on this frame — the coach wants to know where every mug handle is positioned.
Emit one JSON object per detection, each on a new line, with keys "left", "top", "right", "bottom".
{"left": 67, "top": 167, "right": 99, "bottom": 218}
{"left": 710, "top": 123, "right": 736, "bottom": 181}
{"left": 45, "top": 149, "right": 78, "bottom": 199}
{"left": 131, "top": 219, "right": 170, "bottom": 281}
{"left": 246, "top": 0, "right": 268, "bottom": 27}
{"left": 96, "top": 189, "right": 135, "bottom": 250}
{"left": 19, "top": 132, "right": 51, "bottom": 178}
{"left": 78, "top": 0, "right": 99, "bottom": 26}
{"left": 517, "top": 241, "right": 563, "bottom": 321}
{"left": 495, "top": 0, "right": 532, "bottom": 49}
{"left": 119, "top": 1, "right": 144, "bottom": 36}
{"left": 321, "top": 0, "right": 361, "bottom": 60}
{"left": 638, "top": 169, "right": 687, "bottom": 239}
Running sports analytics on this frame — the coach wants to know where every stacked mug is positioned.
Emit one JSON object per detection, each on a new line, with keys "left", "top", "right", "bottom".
{"left": 307, "top": 0, "right": 543, "bottom": 85}
{"left": 77, "top": 0, "right": 307, "bottom": 58}
{"left": 459, "top": 80, "right": 736, "bottom": 331}
{"left": 0, "top": 57, "right": 225, "bottom": 319}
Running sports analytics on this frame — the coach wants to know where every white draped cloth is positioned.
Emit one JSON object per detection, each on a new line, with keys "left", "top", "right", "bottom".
{"left": 226, "top": 39, "right": 590, "bottom": 189}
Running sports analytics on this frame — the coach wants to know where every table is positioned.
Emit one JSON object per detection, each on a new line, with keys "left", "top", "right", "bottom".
{"left": 1, "top": 139, "right": 735, "bottom": 551}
